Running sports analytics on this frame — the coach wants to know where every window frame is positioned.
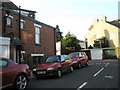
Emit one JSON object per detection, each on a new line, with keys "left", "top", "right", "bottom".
{"left": 20, "top": 20, "right": 25, "bottom": 29}
{"left": 35, "top": 26, "right": 41, "bottom": 44}
{"left": 6, "top": 17, "right": 12, "bottom": 26}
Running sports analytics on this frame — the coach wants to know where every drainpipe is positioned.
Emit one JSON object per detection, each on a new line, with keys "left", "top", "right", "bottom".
{"left": 18, "top": 6, "right": 21, "bottom": 64}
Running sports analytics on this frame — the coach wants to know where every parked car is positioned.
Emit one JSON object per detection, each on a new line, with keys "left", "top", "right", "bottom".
{"left": 33, "top": 55, "right": 74, "bottom": 78}
{"left": 0, "top": 57, "right": 30, "bottom": 90}
{"left": 68, "top": 52, "right": 89, "bottom": 69}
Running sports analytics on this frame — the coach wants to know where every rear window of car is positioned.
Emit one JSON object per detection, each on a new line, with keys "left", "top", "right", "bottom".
{"left": 68, "top": 53, "right": 79, "bottom": 59}
{"left": 0, "top": 60, "right": 8, "bottom": 67}
{"left": 46, "top": 56, "right": 60, "bottom": 63}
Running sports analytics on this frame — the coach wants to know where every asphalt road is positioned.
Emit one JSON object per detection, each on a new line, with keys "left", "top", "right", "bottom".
{"left": 27, "top": 60, "right": 119, "bottom": 90}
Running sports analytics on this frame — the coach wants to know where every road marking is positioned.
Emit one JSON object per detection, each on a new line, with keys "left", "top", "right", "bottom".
{"left": 76, "top": 82, "right": 87, "bottom": 90}
{"left": 96, "top": 63, "right": 101, "bottom": 65}
{"left": 105, "top": 76, "right": 113, "bottom": 79}
{"left": 93, "top": 68, "right": 104, "bottom": 77}
{"left": 105, "top": 63, "right": 109, "bottom": 67}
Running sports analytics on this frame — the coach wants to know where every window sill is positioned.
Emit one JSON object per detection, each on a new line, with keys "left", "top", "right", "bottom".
{"left": 7, "top": 25, "right": 12, "bottom": 28}
{"left": 35, "top": 44, "right": 42, "bottom": 46}
{"left": 21, "top": 28, "right": 25, "bottom": 31}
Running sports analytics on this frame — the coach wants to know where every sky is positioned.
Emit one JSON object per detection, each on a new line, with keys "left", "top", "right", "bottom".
{"left": 10, "top": 0, "right": 119, "bottom": 40}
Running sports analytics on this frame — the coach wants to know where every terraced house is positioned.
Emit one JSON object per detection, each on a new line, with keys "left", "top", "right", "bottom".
{"left": 86, "top": 16, "right": 120, "bottom": 59}
{"left": 0, "top": 2, "right": 56, "bottom": 67}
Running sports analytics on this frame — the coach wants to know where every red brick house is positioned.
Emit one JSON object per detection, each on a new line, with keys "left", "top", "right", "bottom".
{"left": 1, "top": 2, "right": 56, "bottom": 67}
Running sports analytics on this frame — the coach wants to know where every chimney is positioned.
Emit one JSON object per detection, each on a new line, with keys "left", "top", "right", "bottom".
{"left": 93, "top": 19, "right": 99, "bottom": 24}
{"left": 102, "top": 16, "right": 107, "bottom": 22}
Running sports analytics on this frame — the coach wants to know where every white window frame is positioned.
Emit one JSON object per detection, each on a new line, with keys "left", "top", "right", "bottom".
{"left": 20, "top": 19, "right": 25, "bottom": 29}
{"left": 6, "top": 17, "right": 12, "bottom": 26}
{"left": 34, "top": 24, "right": 42, "bottom": 44}
{"left": 35, "top": 27, "right": 40, "bottom": 44}
{"left": 6, "top": 15, "right": 13, "bottom": 26}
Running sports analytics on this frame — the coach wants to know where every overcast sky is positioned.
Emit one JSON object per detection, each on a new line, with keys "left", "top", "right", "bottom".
{"left": 10, "top": 0, "right": 119, "bottom": 40}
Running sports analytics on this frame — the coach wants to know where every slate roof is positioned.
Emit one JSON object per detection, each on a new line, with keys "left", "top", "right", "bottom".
{"left": 107, "top": 19, "right": 120, "bottom": 28}
{"left": 1, "top": 2, "right": 55, "bottom": 29}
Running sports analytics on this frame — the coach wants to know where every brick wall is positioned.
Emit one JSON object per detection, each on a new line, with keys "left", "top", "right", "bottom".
{"left": 2, "top": 9, "right": 56, "bottom": 66}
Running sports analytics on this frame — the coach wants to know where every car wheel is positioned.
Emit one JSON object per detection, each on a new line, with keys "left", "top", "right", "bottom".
{"left": 78, "top": 63, "right": 81, "bottom": 69}
{"left": 15, "top": 74, "right": 28, "bottom": 90}
{"left": 57, "top": 70, "right": 62, "bottom": 78}
{"left": 70, "top": 66, "right": 74, "bottom": 72}
{"left": 86, "top": 62, "right": 88, "bottom": 66}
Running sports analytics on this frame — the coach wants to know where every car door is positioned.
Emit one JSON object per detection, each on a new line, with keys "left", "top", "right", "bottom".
{"left": 2, "top": 59, "right": 11, "bottom": 87}
{"left": 64, "top": 55, "right": 71, "bottom": 71}
{"left": 82, "top": 52, "right": 88, "bottom": 64}
{"left": 79, "top": 52, "right": 85, "bottom": 65}
{"left": 81, "top": 52, "right": 87, "bottom": 65}
{"left": 60, "top": 55, "right": 68, "bottom": 72}
{"left": 2, "top": 59, "right": 18, "bottom": 87}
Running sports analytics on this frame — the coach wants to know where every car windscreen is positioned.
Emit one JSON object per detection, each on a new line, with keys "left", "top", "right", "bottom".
{"left": 46, "top": 56, "right": 60, "bottom": 63}
{"left": 68, "top": 53, "right": 79, "bottom": 59}
{"left": 0, "top": 60, "right": 8, "bottom": 67}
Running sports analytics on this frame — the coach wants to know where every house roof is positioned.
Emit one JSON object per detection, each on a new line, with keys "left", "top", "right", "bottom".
{"left": 88, "top": 25, "right": 93, "bottom": 30}
{"left": 2, "top": 6, "right": 55, "bottom": 29}
{"left": 107, "top": 19, "right": 120, "bottom": 28}
{"left": 2, "top": 2, "right": 18, "bottom": 9}
{"left": 88, "top": 18, "right": 120, "bottom": 31}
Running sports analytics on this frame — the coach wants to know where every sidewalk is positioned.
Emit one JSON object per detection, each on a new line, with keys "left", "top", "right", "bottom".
{"left": 89, "top": 59, "right": 119, "bottom": 61}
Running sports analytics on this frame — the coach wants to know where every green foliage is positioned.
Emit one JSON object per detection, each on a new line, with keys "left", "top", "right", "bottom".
{"left": 56, "top": 25, "right": 63, "bottom": 42}
{"left": 61, "top": 32, "right": 81, "bottom": 54}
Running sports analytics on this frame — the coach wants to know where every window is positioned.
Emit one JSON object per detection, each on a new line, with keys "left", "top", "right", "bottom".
{"left": 20, "top": 21, "right": 25, "bottom": 29}
{"left": 109, "top": 33, "right": 114, "bottom": 40}
{"left": 46, "top": 56, "right": 60, "bottom": 63}
{"left": 0, "top": 60, "right": 8, "bottom": 67}
{"left": 64, "top": 55, "right": 70, "bottom": 61}
{"left": 81, "top": 52, "right": 86, "bottom": 57}
{"left": 6, "top": 17, "right": 12, "bottom": 26}
{"left": 61, "top": 55, "right": 65, "bottom": 62}
{"left": 35, "top": 26, "right": 40, "bottom": 44}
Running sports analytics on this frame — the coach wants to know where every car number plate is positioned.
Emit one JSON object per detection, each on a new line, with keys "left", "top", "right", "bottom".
{"left": 37, "top": 71, "right": 46, "bottom": 74}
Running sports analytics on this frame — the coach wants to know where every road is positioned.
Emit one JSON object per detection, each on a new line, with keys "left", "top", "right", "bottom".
{"left": 27, "top": 60, "right": 119, "bottom": 90}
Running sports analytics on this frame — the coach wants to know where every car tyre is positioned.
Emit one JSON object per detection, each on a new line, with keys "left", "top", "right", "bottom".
{"left": 57, "top": 70, "right": 62, "bottom": 78}
{"left": 86, "top": 61, "right": 88, "bottom": 66}
{"left": 70, "top": 66, "right": 74, "bottom": 72}
{"left": 14, "top": 74, "right": 28, "bottom": 90}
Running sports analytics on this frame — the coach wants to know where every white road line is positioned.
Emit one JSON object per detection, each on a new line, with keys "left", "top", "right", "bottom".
{"left": 76, "top": 82, "right": 87, "bottom": 90}
{"left": 105, "top": 63, "right": 109, "bottom": 67}
{"left": 93, "top": 68, "right": 104, "bottom": 77}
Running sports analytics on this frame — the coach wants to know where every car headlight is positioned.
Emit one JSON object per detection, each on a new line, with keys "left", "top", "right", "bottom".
{"left": 33, "top": 69, "right": 37, "bottom": 71}
{"left": 47, "top": 67, "right": 54, "bottom": 70}
{"left": 73, "top": 61, "right": 78, "bottom": 63}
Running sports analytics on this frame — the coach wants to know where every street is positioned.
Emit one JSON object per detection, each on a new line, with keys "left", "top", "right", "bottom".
{"left": 27, "top": 60, "right": 119, "bottom": 90}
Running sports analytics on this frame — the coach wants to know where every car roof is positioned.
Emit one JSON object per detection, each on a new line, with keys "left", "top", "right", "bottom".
{"left": 0, "top": 57, "right": 9, "bottom": 60}
{"left": 69, "top": 52, "right": 81, "bottom": 54}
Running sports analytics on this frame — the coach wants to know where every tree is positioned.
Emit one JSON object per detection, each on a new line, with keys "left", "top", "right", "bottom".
{"left": 55, "top": 25, "right": 63, "bottom": 42}
{"left": 61, "top": 32, "right": 81, "bottom": 54}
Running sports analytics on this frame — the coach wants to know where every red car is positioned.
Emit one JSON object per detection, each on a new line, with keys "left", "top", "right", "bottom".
{"left": 33, "top": 55, "right": 74, "bottom": 79}
{"left": 68, "top": 52, "right": 89, "bottom": 69}
{"left": 0, "top": 57, "right": 30, "bottom": 90}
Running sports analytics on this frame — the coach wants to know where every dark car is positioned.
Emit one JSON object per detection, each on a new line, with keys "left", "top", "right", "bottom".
{"left": 0, "top": 57, "right": 30, "bottom": 90}
{"left": 68, "top": 52, "right": 89, "bottom": 69}
{"left": 33, "top": 55, "right": 74, "bottom": 78}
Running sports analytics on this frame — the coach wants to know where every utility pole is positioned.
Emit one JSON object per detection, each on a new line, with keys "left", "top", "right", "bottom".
{"left": 18, "top": 6, "right": 21, "bottom": 64}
